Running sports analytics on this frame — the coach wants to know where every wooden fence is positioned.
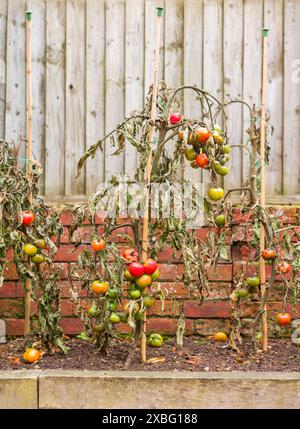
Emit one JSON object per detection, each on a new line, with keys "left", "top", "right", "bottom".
{"left": 0, "top": 0, "right": 299, "bottom": 202}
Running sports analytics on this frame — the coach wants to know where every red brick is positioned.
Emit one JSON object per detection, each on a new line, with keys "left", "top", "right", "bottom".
{"left": 147, "top": 317, "right": 193, "bottom": 335}
{"left": 232, "top": 226, "right": 246, "bottom": 242}
{"left": 3, "top": 263, "right": 18, "bottom": 280}
{"left": 195, "top": 318, "right": 230, "bottom": 336}
{"left": 157, "top": 246, "right": 181, "bottom": 263}
{"left": 60, "top": 318, "right": 84, "bottom": 334}
{"left": 109, "top": 226, "right": 134, "bottom": 243}
{"left": 54, "top": 245, "right": 88, "bottom": 262}
{"left": 205, "top": 282, "right": 232, "bottom": 300}
{"left": 115, "top": 323, "right": 134, "bottom": 334}
{"left": 0, "top": 299, "right": 24, "bottom": 318}
{"left": 59, "top": 281, "right": 87, "bottom": 298}
{"left": 184, "top": 300, "right": 231, "bottom": 318}
{"left": 195, "top": 227, "right": 217, "bottom": 241}
{"left": 60, "top": 299, "right": 79, "bottom": 316}
{"left": 148, "top": 300, "right": 180, "bottom": 317}
{"left": 6, "top": 249, "right": 14, "bottom": 262}
{"left": 5, "top": 319, "right": 25, "bottom": 336}
{"left": 0, "top": 282, "right": 16, "bottom": 298}
{"left": 207, "top": 264, "right": 232, "bottom": 281}
{"left": 231, "top": 208, "right": 253, "bottom": 223}
{"left": 159, "top": 264, "right": 178, "bottom": 281}
{"left": 59, "top": 226, "right": 70, "bottom": 244}
{"left": 155, "top": 282, "right": 190, "bottom": 298}
{"left": 71, "top": 226, "right": 96, "bottom": 243}
{"left": 60, "top": 210, "right": 73, "bottom": 226}
{"left": 42, "top": 263, "right": 69, "bottom": 279}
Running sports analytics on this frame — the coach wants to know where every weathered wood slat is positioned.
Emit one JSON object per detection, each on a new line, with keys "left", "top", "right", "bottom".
{"left": 105, "top": 0, "right": 125, "bottom": 181}
{"left": 85, "top": 0, "right": 105, "bottom": 194}
{"left": 144, "top": 0, "right": 165, "bottom": 97}
{"left": 202, "top": 0, "right": 223, "bottom": 190}
{"left": 5, "top": 0, "right": 26, "bottom": 161}
{"left": 0, "top": 0, "right": 7, "bottom": 140}
{"left": 283, "top": 0, "right": 300, "bottom": 195}
{"left": 27, "top": 0, "right": 46, "bottom": 193}
{"left": 242, "top": 0, "right": 263, "bottom": 185}
{"left": 264, "top": 0, "right": 284, "bottom": 195}
{"left": 45, "top": 0, "right": 66, "bottom": 196}
{"left": 65, "top": 0, "right": 86, "bottom": 195}
{"left": 223, "top": 0, "right": 243, "bottom": 190}
{"left": 124, "top": 0, "right": 144, "bottom": 177}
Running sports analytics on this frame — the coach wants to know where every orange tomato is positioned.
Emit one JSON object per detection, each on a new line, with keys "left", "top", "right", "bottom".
{"left": 276, "top": 312, "right": 291, "bottom": 326}
{"left": 214, "top": 332, "right": 227, "bottom": 342}
{"left": 91, "top": 239, "right": 106, "bottom": 252}
{"left": 91, "top": 280, "right": 109, "bottom": 294}
{"left": 196, "top": 127, "right": 211, "bottom": 144}
{"left": 23, "top": 348, "right": 40, "bottom": 363}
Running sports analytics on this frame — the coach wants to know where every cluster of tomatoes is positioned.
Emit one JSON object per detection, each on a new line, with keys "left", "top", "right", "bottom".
{"left": 21, "top": 211, "right": 47, "bottom": 264}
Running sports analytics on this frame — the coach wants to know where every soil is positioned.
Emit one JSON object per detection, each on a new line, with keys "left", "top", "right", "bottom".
{"left": 1, "top": 336, "right": 300, "bottom": 372}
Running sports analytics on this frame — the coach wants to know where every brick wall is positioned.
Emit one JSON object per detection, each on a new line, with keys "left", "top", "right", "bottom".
{"left": 1, "top": 207, "right": 299, "bottom": 337}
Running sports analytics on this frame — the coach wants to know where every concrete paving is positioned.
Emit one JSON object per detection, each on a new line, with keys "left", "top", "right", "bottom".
{"left": 1, "top": 370, "right": 300, "bottom": 409}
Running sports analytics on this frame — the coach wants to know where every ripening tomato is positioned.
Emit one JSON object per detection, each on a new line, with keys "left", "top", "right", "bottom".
{"left": 261, "top": 249, "right": 277, "bottom": 260}
{"left": 128, "top": 262, "right": 144, "bottom": 278}
{"left": 276, "top": 312, "right": 291, "bottom": 326}
{"left": 143, "top": 295, "right": 156, "bottom": 308}
{"left": 91, "top": 239, "right": 106, "bottom": 252}
{"left": 35, "top": 239, "right": 47, "bottom": 249}
{"left": 169, "top": 112, "right": 181, "bottom": 125}
{"left": 21, "top": 211, "right": 35, "bottom": 226}
{"left": 124, "top": 269, "right": 135, "bottom": 281}
{"left": 214, "top": 332, "right": 227, "bottom": 342}
{"left": 185, "top": 147, "right": 197, "bottom": 161}
{"left": 91, "top": 280, "right": 109, "bottom": 295}
{"left": 122, "top": 248, "right": 139, "bottom": 262}
{"left": 32, "top": 254, "right": 45, "bottom": 264}
{"left": 212, "top": 131, "right": 224, "bottom": 144}
{"left": 195, "top": 153, "right": 209, "bottom": 168}
{"left": 143, "top": 258, "right": 158, "bottom": 275}
{"left": 178, "top": 130, "right": 185, "bottom": 141}
{"left": 276, "top": 261, "right": 292, "bottom": 274}
{"left": 23, "top": 243, "right": 38, "bottom": 257}
{"left": 151, "top": 269, "right": 160, "bottom": 281}
{"left": 196, "top": 127, "right": 211, "bottom": 144}
{"left": 136, "top": 274, "right": 152, "bottom": 290}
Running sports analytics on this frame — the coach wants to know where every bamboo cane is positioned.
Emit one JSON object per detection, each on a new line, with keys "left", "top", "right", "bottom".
{"left": 140, "top": 6, "right": 164, "bottom": 363}
{"left": 24, "top": 11, "right": 33, "bottom": 336}
{"left": 260, "top": 28, "right": 269, "bottom": 352}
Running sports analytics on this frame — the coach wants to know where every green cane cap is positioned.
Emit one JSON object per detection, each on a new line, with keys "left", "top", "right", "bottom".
{"left": 262, "top": 28, "right": 269, "bottom": 37}
{"left": 25, "top": 10, "right": 32, "bottom": 20}
{"left": 156, "top": 7, "right": 164, "bottom": 16}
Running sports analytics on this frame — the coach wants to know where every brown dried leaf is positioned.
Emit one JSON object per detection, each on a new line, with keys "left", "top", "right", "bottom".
{"left": 8, "top": 356, "right": 20, "bottom": 365}
{"left": 146, "top": 357, "right": 166, "bottom": 364}
{"left": 186, "top": 355, "right": 201, "bottom": 366}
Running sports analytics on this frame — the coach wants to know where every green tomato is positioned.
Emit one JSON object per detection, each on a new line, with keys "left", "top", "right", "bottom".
{"left": 143, "top": 295, "right": 156, "bottom": 308}
{"left": 215, "top": 165, "right": 230, "bottom": 176}
{"left": 108, "top": 301, "right": 118, "bottom": 311}
{"left": 208, "top": 187, "right": 224, "bottom": 201}
{"left": 215, "top": 214, "right": 226, "bottom": 227}
{"left": 246, "top": 276, "right": 260, "bottom": 287}
{"left": 23, "top": 243, "right": 38, "bottom": 257}
{"left": 93, "top": 323, "right": 106, "bottom": 333}
{"left": 107, "top": 288, "right": 117, "bottom": 299}
{"left": 32, "top": 254, "right": 45, "bottom": 264}
{"left": 236, "top": 288, "right": 249, "bottom": 298}
{"left": 124, "top": 270, "right": 135, "bottom": 281}
{"left": 109, "top": 313, "right": 121, "bottom": 324}
{"left": 185, "top": 148, "right": 197, "bottom": 161}
{"left": 222, "top": 144, "right": 231, "bottom": 154}
{"left": 129, "top": 289, "right": 141, "bottom": 300}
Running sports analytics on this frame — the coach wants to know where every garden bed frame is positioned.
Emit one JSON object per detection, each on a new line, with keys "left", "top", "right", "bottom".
{"left": 1, "top": 370, "right": 300, "bottom": 409}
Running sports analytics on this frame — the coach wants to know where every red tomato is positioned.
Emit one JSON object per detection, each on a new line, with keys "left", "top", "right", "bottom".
{"left": 276, "top": 312, "right": 291, "bottom": 326}
{"left": 195, "top": 153, "right": 209, "bottom": 168}
{"left": 21, "top": 211, "right": 35, "bottom": 226}
{"left": 196, "top": 127, "right": 211, "bottom": 143}
{"left": 276, "top": 261, "right": 292, "bottom": 274}
{"left": 91, "top": 239, "right": 106, "bottom": 252}
{"left": 128, "top": 262, "right": 144, "bottom": 278}
{"left": 261, "top": 249, "right": 276, "bottom": 260}
{"left": 169, "top": 113, "right": 181, "bottom": 125}
{"left": 143, "top": 258, "right": 158, "bottom": 275}
{"left": 122, "top": 248, "right": 139, "bottom": 262}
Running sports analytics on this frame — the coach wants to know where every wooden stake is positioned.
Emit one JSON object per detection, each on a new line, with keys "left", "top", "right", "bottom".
{"left": 140, "top": 6, "right": 164, "bottom": 363}
{"left": 24, "top": 10, "right": 33, "bottom": 336}
{"left": 260, "top": 28, "right": 269, "bottom": 352}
